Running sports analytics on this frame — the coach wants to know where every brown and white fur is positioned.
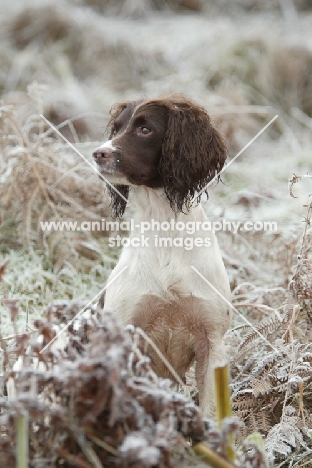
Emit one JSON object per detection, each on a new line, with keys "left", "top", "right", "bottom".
{"left": 93, "top": 95, "right": 232, "bottom": 417}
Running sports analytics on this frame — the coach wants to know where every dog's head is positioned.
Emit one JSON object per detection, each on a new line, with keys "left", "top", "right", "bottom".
{"left": 93, "top": 95, "right": 227, "bottom": 217}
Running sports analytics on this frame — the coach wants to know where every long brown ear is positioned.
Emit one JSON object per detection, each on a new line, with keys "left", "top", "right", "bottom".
{"left": 159, "top": 97, "right": 227, "bottom": 212}
{"left": 107, "top": 185, "right": 129, "bottom": 218}
{"left": 106, "top": 102, "right": 126, "bottom": 137}
{"left": 106, "top": 102, "right": 130, "bottom": 218}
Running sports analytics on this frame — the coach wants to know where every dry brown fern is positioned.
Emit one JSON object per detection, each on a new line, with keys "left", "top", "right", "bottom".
{"left": 232, "top": 340, "right": 312, "bottom": 463}
{"left": 0, "top": 101, "right": 112, "bottom": 270}
{"left": 0, "top": 305, "right": 265, "bottom": 468}
{"left": 231, "top": 183, "right": 312, "bottom": 466}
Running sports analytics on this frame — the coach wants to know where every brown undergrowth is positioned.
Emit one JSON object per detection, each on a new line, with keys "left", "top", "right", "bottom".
{"left": 0, "top": 100, "right": 111, "bottom": 269}
{"left": 0, "top": 305, "right": 266, "bottom": 468}
{"left": 230, "top": 185, "right": 312, "bottom": 466}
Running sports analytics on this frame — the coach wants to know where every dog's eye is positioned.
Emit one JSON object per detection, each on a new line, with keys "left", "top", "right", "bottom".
{"left": 110, "top": 124, "right": 119, "bottom": 138}
{"left": 139, "top": 126, "right": 151, "bottom": 135}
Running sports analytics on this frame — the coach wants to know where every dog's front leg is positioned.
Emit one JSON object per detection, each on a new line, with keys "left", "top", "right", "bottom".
{"left": 195, "top": 333, "right": 227, "bottom": 419}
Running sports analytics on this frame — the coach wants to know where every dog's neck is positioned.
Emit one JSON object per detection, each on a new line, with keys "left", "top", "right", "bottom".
{"left": 128, "top": 186, "right": 206, "bottom": 225}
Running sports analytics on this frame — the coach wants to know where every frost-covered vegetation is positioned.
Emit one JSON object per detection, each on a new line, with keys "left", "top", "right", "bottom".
{"left": 0, "top": 0, "right": 312, "bottom": 466}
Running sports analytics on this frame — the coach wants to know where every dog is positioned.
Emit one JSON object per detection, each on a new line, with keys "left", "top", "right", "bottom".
{"left": 93, "top": 95, "right": 232, "bottom": 417}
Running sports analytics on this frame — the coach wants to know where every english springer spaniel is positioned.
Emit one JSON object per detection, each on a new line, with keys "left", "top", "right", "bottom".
{"left": 93, "top": 96, "right": 231, "bottom": 417}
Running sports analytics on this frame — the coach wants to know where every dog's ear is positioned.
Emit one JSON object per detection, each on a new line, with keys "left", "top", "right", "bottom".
{"left": 107, "top": 185, "right": 129, "bottom": 218}
{"left": 107, "top": 102, "right": 127, "bottom": 137}
{"left": 106, "top": 102, "right": 130, "bottom": 218}
{"left": 159, "top": 98, "right": 227, "bottom": 212}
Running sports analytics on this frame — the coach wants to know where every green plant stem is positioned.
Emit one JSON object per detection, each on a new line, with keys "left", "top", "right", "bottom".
{"left": 193, "top": 442, "right": 236, "bottom": 468}
{"left": 16, "top": 414, "right": 29, "bottom": 468}
{"left": 215, "top": 365, "right": 235, "bottom": 462}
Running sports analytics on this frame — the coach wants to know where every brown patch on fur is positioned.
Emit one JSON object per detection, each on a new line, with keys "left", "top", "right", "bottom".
{"left": 131, "top": 294, "right": 223, "bottom": 409}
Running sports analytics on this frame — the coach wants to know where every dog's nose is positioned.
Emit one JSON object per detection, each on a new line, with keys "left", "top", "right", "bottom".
{"left": 92, "top": 147, "right": 112, "bottom": 161}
